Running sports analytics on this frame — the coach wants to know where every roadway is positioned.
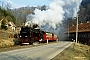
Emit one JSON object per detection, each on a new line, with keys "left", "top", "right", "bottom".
{"left": 0, "top": 41, "right": 72, "bottom": 60}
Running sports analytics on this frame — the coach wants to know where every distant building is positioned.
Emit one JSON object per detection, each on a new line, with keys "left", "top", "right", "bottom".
{"left": 8, "top": 21, "right": 16, "bottom": 31}
{"left": 0, "top": 19, "right": 16, "bottom": 31}
{"left": 66, "top": 21, "right": 90, "bottom": 45}
{"left": 0, "top": 18, "right": 4, "bottom": 28}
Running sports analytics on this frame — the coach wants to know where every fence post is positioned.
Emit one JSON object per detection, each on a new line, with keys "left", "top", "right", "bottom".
{"left": 47, "top": 39, "right": 48, "bottom": 44}
{"left": 56, "top": 39, "right": 58, "bottom": 42}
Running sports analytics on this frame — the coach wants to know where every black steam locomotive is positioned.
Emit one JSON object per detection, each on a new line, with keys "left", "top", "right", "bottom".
{"left": 19, "top": 24, "right": 43, "bottom": 45}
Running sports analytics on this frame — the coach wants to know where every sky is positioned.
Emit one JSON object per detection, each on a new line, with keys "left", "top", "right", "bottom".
{"left": 0, "top": 0, "right": 51, "bottom": 8}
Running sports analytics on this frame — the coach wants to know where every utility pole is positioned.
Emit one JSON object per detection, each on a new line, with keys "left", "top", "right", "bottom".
{"left": 0, "top": 1, "right": 1, "bottom": 7}
{"left": 76, "top": 13, "right": 78, "bottom": 43}
{"left": 75, "top": 0, "right": 78, "bottom": 43}
{"left": 2, "top": 2, "right": 4, "bottom": 8}
{"left": 68, "top": 25, "right": 69, "bottom": 37}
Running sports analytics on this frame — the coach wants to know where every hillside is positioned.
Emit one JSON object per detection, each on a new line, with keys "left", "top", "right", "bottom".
{"left": 0, "top": 7, "right": 16, "bottom": 24}
{"left": 63, "top": 0, "right": 90, "bottom": 29}
{"left": 9, "top": 0, "right": 90, "bottom": 27}
{"left": 81, "top": 0, "right": 90, "bottom": 8}
{"left": 79, "top": 0, "right": 90, "bottom": 23}
{"left": 0, "top": 6, "right": 17, "bottom": 47}
{"left": 11, "top": 5, "right": 47, "bottom": 26}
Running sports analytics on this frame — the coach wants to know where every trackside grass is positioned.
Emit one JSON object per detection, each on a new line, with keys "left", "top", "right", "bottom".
{"left": 52, "top": 43, "right": 90, "bottom": 60}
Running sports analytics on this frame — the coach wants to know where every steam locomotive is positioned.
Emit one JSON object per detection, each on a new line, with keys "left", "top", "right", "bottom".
{"left": 18, "top": 24, "right": 58, "bottom": 45}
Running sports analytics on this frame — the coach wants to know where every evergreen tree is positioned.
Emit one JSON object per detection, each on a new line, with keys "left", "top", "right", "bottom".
{"left": 1, "top": 20, "right": 8, "bottom": 30}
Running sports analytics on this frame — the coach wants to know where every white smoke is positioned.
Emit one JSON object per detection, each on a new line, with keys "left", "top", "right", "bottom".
{"left": 63, "top": 0, "right": 82, "bottom": 19}
{"left": 25, "top": 0, "right": 82, "bottom": 40}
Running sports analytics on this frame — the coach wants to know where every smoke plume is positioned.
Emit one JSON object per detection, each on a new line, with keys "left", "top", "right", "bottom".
{"left": 25, "top": 0, "right": 82, "bottom": 40}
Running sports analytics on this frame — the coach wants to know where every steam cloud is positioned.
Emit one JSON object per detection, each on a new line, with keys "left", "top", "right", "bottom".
{"left": 25, "top": 0, "right": 82, "bottom": 40}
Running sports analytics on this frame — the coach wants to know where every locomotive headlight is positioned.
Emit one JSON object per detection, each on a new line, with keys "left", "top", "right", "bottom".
{"left": 20, "top": 36, "right": 22, "bottom": 37}
{"left": 25, "top": 36, "right": 27, "bottom": 37}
